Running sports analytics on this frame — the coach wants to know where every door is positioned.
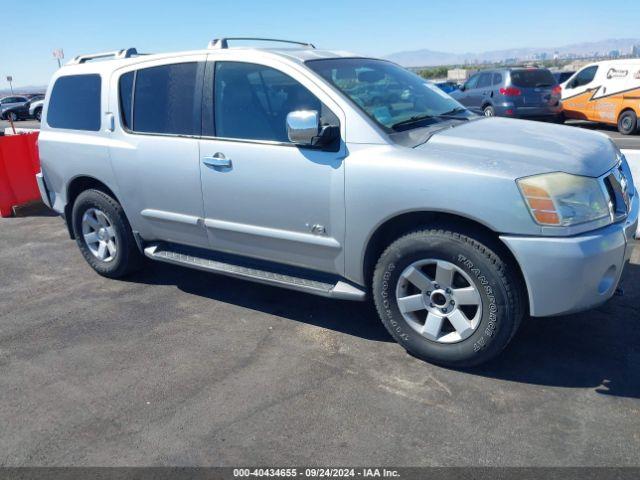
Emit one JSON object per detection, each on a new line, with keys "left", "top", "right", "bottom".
{"left": 455, "top": 74, "right": 480, "bottom": 111}
{"left": 475, "top": 72, "right": 494, "bottom": 111}
{"left": 199, "top": 59, "right": 346, "bottom": 274}
{"left": 108, "top": 56, "right": 210, "bottom": 248}
{"left": 561, "top": 65, "right": 599, "bottom": 120}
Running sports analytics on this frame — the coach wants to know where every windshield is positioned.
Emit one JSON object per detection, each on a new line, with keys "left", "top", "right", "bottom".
{"left": 306, "top": 58, "right": 472, "bottom": 132}
{"left": 509, "top": 69, "right": 556, "bottom": 88}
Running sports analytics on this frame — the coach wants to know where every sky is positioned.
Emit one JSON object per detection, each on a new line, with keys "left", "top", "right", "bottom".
{"left": 2, "top": 0, "right": 640, "bottom": 88}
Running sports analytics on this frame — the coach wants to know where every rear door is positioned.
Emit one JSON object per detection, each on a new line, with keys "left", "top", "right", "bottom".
{"left": 108, "top": 55, "right": 210, "bottom": 248}
{"left": 561, "top": 65, "right": 599, "bottom": 120}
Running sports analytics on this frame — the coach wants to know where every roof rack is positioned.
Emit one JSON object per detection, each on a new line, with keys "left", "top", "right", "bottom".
{"left": 67, "top": 48, "right": 140, "bottom": 65}
{"left": 207, "top": 37, "right": 315, "bottom": 50}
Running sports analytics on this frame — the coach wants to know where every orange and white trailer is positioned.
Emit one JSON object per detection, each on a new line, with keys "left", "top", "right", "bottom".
{"left": 561, "top": 59, "right": 640, "bottom": 135}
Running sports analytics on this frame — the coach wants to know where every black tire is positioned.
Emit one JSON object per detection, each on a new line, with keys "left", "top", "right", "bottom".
{"left": 7, "top": 111, "right": 18, "bottom": 122}
{"left": 372, "top": 228, "right": 525, "bottom": 368}
{"left": 618, "top": 110, "right": 638, "bottom": 135}
{"left": 483, "top": 105, "right": 495, "bottom": 117}
{"left": 34, "top": 108, "right": 42, "bottom": 122}
{"left": 71, "top": 189, "right": 143, "bottom": 278}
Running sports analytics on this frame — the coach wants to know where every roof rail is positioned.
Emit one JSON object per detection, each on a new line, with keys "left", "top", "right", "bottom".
{"left": 67, "top": 48, "right": 140, "bottom": 65}
{"left": 207, "top": 37, "right": 315, "bottom": 50}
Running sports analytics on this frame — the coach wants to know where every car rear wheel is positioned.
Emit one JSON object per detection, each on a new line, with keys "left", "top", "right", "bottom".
{"left": 7, "top": 112, "right": 18, "bottom": 122}
{"left": 372, "top": 228, "right": 525, "bottom": 367}
{"left": 72, "top": 189, "right": 143, "bottom": 278}
{"left": 483, "top": 105, "right": 495, "bottom": 117}
{"left": 618, "top": 110, "right": 638, "bottom": 135}
{"left": 34, "top": 108, "right": 42, "bottom": 121}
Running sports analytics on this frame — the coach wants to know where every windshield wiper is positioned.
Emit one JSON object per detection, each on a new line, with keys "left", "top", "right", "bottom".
{"left": 390, "top": 114, "right": 436, "bottom": 131}
{"left": 436, "top": 107, "right": 467, "bottom": 117}
{"left": 436, "top": 107, "right": 470, "bottom": 119}
{"left": 391, "top": 109, "right": 470, "bottom": 131}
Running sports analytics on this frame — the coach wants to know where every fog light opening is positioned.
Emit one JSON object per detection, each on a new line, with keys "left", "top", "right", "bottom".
{"left": 597, "top": 265, "right": 617, "bottom": 295}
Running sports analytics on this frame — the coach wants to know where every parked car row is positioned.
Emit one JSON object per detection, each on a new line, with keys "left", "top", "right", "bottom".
{"left": 0, "top": 93, "right": 45, "bottom": 121}
{"left": 440, "top": 59, "right": 640, "bottom": 135}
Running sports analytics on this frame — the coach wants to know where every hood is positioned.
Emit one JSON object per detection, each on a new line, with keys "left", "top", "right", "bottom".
{"left": 420, "top": 117, "right": 618, "bottom": 178}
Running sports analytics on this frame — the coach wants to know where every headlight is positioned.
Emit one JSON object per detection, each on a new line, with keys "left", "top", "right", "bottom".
{"left": 517, "top": 172, "right": 610, "bottom": 226}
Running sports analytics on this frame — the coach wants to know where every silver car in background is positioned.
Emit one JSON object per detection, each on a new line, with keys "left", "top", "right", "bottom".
{"left": 29, "top": 98, "right": 44, "bottom": 121}
{"left": 36, "top": 39, "right": 638, "bottom": 367}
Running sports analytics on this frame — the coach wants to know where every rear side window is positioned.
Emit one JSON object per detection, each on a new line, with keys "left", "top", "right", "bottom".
{"left": 492, "top": 73, "right": 502, "bottom": 85}
{"left": 47, "top": 74, "right": 101, "bottom": 131}
{"left": 509, "top": 69, "right": 556, "bottom": 88}
{"left": 477, "top": 73, "right": 492, "bottom": 88}
{"left": 121, "top": 62, "right": 201, "bottom": 136}
{"left": 119, "top": 71, "right": 134, "bottom": 129}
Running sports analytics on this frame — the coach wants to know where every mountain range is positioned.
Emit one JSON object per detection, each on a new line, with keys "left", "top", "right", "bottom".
{"left": 385, "top": 38, "right": 640, "bottom": 67}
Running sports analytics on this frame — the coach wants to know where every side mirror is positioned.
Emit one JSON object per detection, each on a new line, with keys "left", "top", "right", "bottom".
{"left": 459, "top": 84, "right": 466, "bottom": 92}
{"left": 287, "top": 110, "right": 320, "bottom": 146}
{"left": 286, "top": 110, "right": 340, "bottom": 148}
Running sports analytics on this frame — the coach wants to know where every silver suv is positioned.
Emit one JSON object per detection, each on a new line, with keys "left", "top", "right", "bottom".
{"left": 36, "top": 39, "right": 638, "bottom": 367}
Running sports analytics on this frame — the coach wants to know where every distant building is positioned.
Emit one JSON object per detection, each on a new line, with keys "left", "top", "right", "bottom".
{"left": 609, "top": 50, "right": 620, "bottom": 58}
{"left": 447, "top": 68, "right": 475, "bottom": 82}
{"left": 633, "top": 44, "right": 640, "bottom": 58}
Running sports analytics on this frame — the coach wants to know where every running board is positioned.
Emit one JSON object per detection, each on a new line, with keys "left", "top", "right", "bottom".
{"left": 144, "top": 244, "right": 366, "bottom": 301}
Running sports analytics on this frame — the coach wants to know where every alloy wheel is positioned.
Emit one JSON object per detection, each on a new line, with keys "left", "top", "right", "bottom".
{"left": 395, "top": 259, "right": 482, "bottom": 343}
{"left": 81, "top": 208, "right": 117, "bottom": 262}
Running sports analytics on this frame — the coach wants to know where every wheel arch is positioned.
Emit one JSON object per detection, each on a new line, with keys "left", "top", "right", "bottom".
{"left": 63, "top": 175, "right": 121, "bottom": 239}
{"left": 361, "top": 210, "right": 529, "bottom": 311}
{"left": 617, "top": 106, "right": 638, "bottom": 120}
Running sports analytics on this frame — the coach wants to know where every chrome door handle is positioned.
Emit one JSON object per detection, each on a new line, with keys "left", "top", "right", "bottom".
{"left": 202, "top": 153, "right": 232, "bottom": 168}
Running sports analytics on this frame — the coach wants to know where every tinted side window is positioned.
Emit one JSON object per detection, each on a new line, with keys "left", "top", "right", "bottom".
{"left": 133, "top": 62, "right": 200, "bottom": 135}
{"left": 465, "top": 74, "right": 479, "bottom": 89}
{"left": 573, "top": 66, "right": 598, "bottom": 87}
{"left": 492, "top": 73, "right": 503, "bottom": 85}
{"left": 477, "top": 73, "right": 492, "bottom": 88}
{"left": 47, "top": 74, "right": 101, "bottom": 131}
{"left": 119, "top": 71, "right": 134, "bottom": 129}
{"left": 213, "top": 62, "right": 338, "bottom": 143}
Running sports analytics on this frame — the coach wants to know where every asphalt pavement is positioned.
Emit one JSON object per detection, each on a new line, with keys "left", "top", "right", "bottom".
{"left": 0, "top": 213, "right": 638, "bottom": 466}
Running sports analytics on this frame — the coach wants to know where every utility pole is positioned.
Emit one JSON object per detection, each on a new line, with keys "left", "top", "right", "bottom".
{"left": 6, "top": 76, "right": 13, "bottom": 94}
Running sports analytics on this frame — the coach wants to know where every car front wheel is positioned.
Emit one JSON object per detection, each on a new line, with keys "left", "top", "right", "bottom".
{"left": 372, "top": 228, "right": 525, "bottom": 367}
{"left": 34, "top": 108, "right": 42, "bottom": 121}
{"left": 7, "top": 112, "right": 18, "bottom": 122}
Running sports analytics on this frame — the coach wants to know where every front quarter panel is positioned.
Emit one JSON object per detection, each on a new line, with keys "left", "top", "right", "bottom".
{"left": 344, "top": 142, "right": 539, "bottom": 285}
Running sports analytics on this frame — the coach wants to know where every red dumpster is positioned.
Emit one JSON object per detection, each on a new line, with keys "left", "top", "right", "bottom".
{"left": 0, "top": 132, "right": 41, "bottom": 217}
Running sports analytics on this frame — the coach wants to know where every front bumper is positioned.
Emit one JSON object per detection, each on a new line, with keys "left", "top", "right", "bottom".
{"left": 500, "top": 189, "right": 638, "bottom": 317}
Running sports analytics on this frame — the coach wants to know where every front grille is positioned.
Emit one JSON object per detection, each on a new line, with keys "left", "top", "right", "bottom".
{"left": 604, "top": 163, "right": 631, "bottom": 219}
